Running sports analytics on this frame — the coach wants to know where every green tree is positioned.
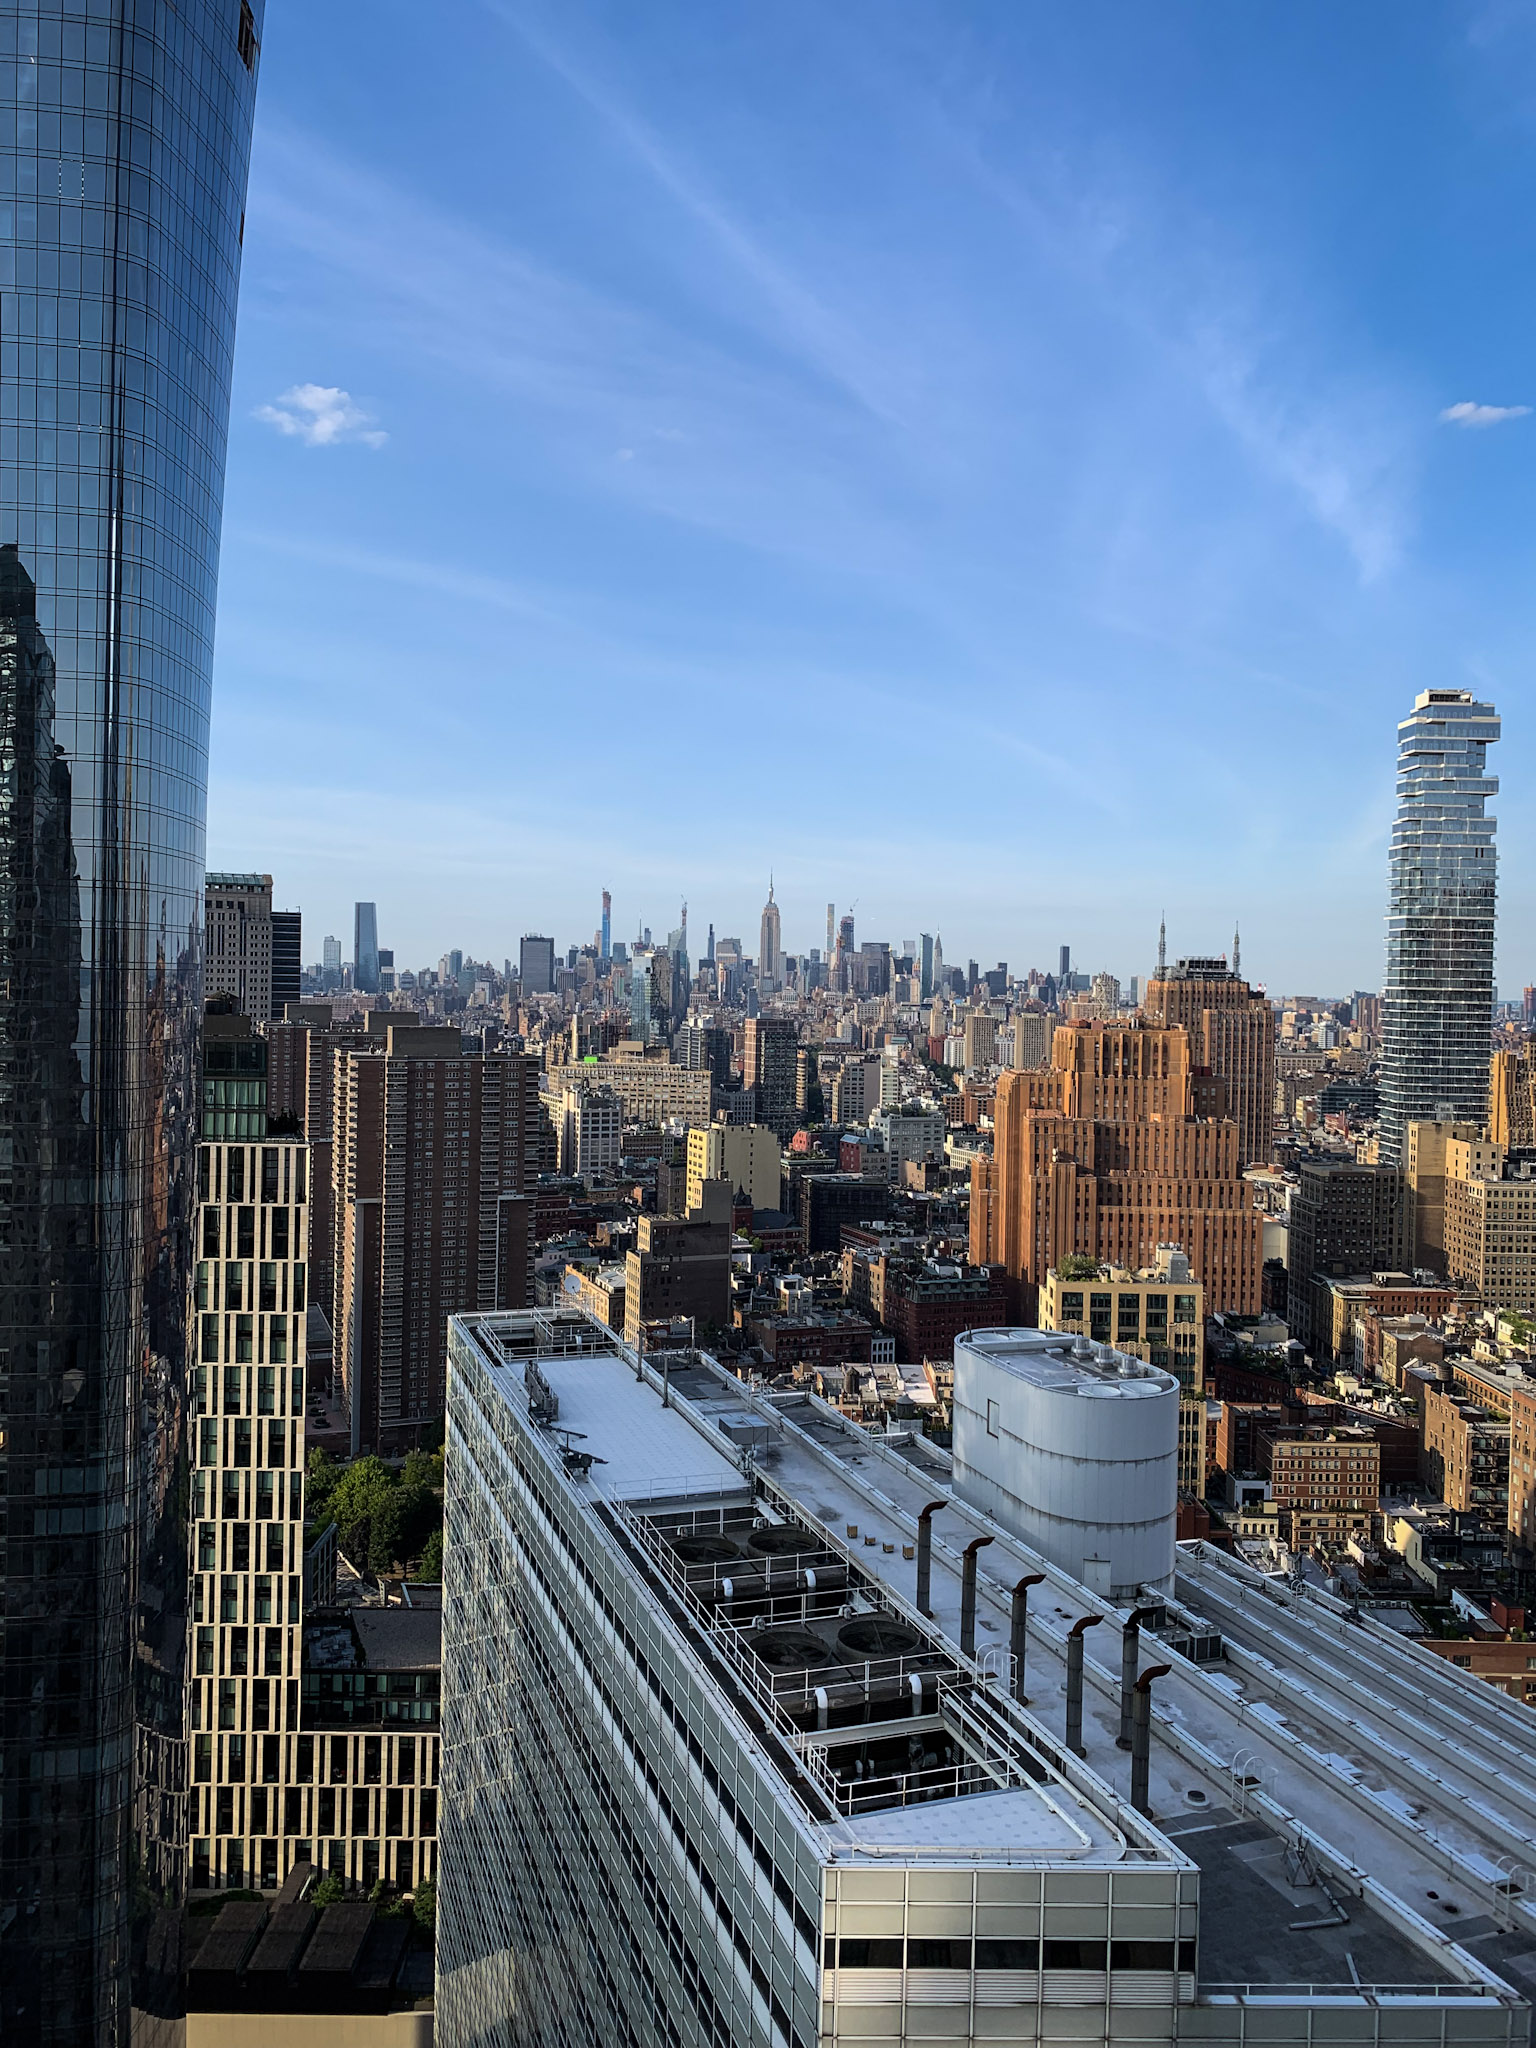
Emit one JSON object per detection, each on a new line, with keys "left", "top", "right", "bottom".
{"left": 412, "top": 1880, "right": 436, "bottom": 1932}
{"left": 419, "top": 1528, "right": 444, "bottom": 1580}
{"left": 311, "top": 1874, "right": 346, "bottom": 1906}
{"left": 328, "top": 1456, "right": 400, "bottom": 1568}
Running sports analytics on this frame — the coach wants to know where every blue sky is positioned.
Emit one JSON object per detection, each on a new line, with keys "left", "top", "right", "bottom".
{"left": 210, "top": 1, "right": 1536, "bottom": 994}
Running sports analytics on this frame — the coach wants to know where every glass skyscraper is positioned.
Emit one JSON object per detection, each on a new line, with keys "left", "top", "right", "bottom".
{"left": 0, "top": 4, "right": 262, "bottom": 2040}
{"left": 1379, "top": 689, "right": 1500, "bottom": 1167}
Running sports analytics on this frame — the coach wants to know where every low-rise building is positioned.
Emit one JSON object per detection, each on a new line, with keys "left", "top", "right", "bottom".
{"left": 1258, "top": 1423, "right": 1381, "bottom": 1548}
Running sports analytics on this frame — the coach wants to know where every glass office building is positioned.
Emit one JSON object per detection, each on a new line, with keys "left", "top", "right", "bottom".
{"left": 0, "top": 4, "right": 262, "bottom": 2039}
{"left": 1379, "top": 690, "right": 1500, "bottom": 1167}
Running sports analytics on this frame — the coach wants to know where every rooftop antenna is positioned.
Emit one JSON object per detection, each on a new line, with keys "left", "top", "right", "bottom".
{"left": 1157, "top": 914, "right": 1166, "bottom": 979}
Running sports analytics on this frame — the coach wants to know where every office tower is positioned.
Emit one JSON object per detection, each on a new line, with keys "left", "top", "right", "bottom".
{"left": 758, "top": 879, "right": 782, "bottom": 990}
{"left": 206, "top": 872, "right": 274, "bottom": 1022}
{"left": 439, "top": 1308, "right": 1203, "bottom": 2048}
{"left": 601, "top": 887, "right": 612, "bottom": 962}
{"left": 1285, "top": 1159, "right": 1409, "bottom": 1353}
{"left": 743, "top": 1014, "right": 799, "bottom": 1133}
{"left": 518, "top": 932, "right": 555, "bottom": 995}
{"left": 684, "top": 1122, "right": 782, "bottom": 1215}
{"left": 830, "top": 1052, "right": 882, "bottom": 1126}
{"left": 0, "top": 14, "right": 263, "bottom": 2039}
{"left": 673, "top": 1021, "right": 733, "bottom": 1086}
{"left": 354, "top": 901, "right": 380, "bottom": 994}
{"left": 557, "top": 1082, "right": 622, "bottom": 1182}
{"left": 1059, "top": 943, "right": 1071, "bottom": 981}
{"left": 332, "top": 1025, "right": 538, "bottom": 1452}
{"left": 322, "top": 935, "right": 343, "bottom": 989}
{"left": 1143, "top": 950, "right": 1276, "bottom": 1167}
{"left": 1011, "top": 1011, "right": 1050, "bottom": 1070}
{"left": 705, "top": 920, "right": 715, "bottom": 965}
{"left": 971, "top": 1019, "right": 1261, "bottom": 1317}
{"left": 1379, "top": 690, "right": 1500, "bottom": 1166}
{"left": 827, "top": 900, "right": 836, "bottom": 960}
{"left": 271, "top": 908, "right": 302, "bottom": 1016}
{"left": 377, "top": 946, "right": 396, "bottom": 993}
{"left": 961, "top": 1010, "right": 997, "bottom": 1071}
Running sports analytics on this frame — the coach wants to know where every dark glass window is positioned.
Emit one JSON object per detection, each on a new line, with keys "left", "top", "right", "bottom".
{"left": 835, "top": 1939, "right": 904, "bottom": 1969}
{"left": 1112, "top": 1940, "right": 1176, "bottom": 1971}
{"left": 976, "top": 1939, "right": 1038, "bottom": 1969}
{"left": 1044, "top": 1940, "right": 1107, "bottom": 1970}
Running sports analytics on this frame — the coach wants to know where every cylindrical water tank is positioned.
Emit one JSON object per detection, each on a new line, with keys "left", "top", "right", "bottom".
{"left": 950, "top": 1329, "right": 1180, "bottom": 1598}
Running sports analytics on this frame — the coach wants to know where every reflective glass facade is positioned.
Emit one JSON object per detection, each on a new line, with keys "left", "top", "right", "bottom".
{"left": 1380, "top": 690, "right": 1500, "bottom": 1168}
{"left": 0, "top": 4, "right": 261, "bottom": 2039}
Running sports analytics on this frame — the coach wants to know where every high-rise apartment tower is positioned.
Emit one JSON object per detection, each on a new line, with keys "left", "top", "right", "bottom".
{"left": 1379, "top": 690, "right": 1500, "bottom": 1165}
{"left": 205, "top": 872, "right": 274, "bottom": 1022}
{"left": 0, "top": 12, "right": 263, "bottom": 2039}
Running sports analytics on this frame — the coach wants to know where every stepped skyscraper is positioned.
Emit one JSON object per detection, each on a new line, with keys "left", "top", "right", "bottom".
{"left": 1379, "top": 690, "right": 1500, "bottom": 1167}
{"left": 0, "top": 6, "right": 263, "bottom": 2039}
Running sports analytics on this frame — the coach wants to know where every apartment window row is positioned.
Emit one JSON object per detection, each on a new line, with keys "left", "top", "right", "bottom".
{"left": 199, "top": 1143, "right": 307, "bottom": 1207}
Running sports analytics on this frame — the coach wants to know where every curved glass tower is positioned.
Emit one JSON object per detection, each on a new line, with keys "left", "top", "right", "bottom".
{"left": 1379, "top": 689, "right": 1500, "bottom": 1168}
{"left": 0, "top": 5, "right": 262, "bottom": 2040}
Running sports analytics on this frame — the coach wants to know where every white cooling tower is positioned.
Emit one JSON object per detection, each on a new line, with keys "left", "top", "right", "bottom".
{"left": 952, "top": 1328, "right": 1180, "bottom": 1599}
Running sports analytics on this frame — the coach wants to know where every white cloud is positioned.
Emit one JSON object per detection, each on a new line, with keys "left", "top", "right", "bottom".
{"left": 1439, "top": 400, "right": 1531, "bottom": 428}
{"left": 254, "top": 383, "right": 387, "bottom": 447}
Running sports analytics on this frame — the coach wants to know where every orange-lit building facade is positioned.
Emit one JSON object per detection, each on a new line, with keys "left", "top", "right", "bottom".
{"left": 970, "top": 1020, "right": 1263, "bottom": 1318}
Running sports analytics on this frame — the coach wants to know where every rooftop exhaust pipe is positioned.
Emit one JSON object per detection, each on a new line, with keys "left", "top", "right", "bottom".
{"left": 1119, "top": 1606, "right": 1158, "bottom": 1750}
{"left": 1131, "top": 1664, "right": 1172, "bottom": 1815}
{"left": 1065, "top": 1615, "right": 1102, "bottom": 1757}
{"left": 960, "top": 1535, "right": 994, "bottom": 1659}
{"left": 1011, "top": 1574, "right": 1045, "bottom": 1706}
{"left": 915, "top": 1499, "right": 947, "bottom": 1617}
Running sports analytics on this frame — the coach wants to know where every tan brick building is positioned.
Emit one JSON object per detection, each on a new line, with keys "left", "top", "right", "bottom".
{"left": 1142, "top": 953, "right": 1276, "bottom": 1166}
{"left": 1421, "top": 1381, "right": 1510, "bottom": 1521}
{"left": 970, "top": 1020, "right": 1261, "bottom": 1317}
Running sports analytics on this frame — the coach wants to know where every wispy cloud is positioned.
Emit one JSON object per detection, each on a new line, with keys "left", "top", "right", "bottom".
{"left": 254, "top": 383, "right": 388, "bottom": 447}
{"left": 1439, "top": 399, "right": 1531, "bottom": 428}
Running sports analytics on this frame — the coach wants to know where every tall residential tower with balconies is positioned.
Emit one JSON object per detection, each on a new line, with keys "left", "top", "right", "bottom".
{"left": 1379, "top": 690, "right": 1500, "bottom": 1166}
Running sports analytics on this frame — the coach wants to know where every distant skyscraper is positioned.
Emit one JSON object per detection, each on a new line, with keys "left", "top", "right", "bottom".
{"left": 520, "top": 933, "right": 556, "bottom": 995}
{"left": 322, "top": 934, "right": 343, "bottom": 989}
{"left": 0, "top": 9, "right": 264, "bottom": 2034}
{"left": 354, "top": 899, "right": 380, "bottom": 993}
{"left": 205, "top": 871, "right": 274, "bottom": 1021}
{"left": 920, "top": 932, "right": 935, "bottom": 1001}
{"left": 826, "top": 901, "right": 836, "bottom": 959}
{"left": 600, "top": 887, "right": 611, "bottom": 962}
{"left": 759, "top": 878, "right": 782, "bottom": 989}
{"left": 1379, "top": 690, "right": 1501, "bottom": 1166}
{"left": 706, "top": 921, "right": 716, "bottom": 964}
{"left": 272, "top": 907, "right": 303, "bottom": 1015}
{"left": 1059, "top": 943, "right": 1072, "bottom": 982}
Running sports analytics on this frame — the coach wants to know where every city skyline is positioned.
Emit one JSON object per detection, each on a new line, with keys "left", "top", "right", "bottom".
{"left": 208, "top": 4, "right": 1536, "bottom": 990}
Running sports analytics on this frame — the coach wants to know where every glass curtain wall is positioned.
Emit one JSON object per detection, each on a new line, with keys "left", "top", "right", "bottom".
{"left": 0, "top": 4, "right": 262, "bottom": 2040}
{"left": 1379, "top": 691, "right": 1500, "bottom": 1167}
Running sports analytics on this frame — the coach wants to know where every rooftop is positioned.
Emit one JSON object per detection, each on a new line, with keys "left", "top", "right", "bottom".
{"left": 957, "top": 1327, "right": 1179, "bottom": 1401}
{"left": 451, "top": 1306, "right": 1534, "bottom": 2010}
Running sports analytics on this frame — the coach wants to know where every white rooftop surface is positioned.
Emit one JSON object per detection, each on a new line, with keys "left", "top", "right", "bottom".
{"left": 830, "top": 1786, "right": 1091, "bottom": 1857}
{"left": 489, "top": 1350, "right": 741, "bottom": 1503}
{"left": 960, "top": 1328, "right": 1177, "bottom": 1400}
